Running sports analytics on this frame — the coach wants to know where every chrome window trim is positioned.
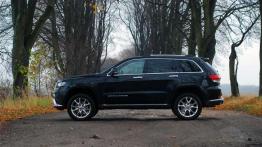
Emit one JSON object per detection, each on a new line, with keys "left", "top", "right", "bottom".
{"left": 107, "top": 95, "right": 129, "bottom": 98}
{"left": 107, "top": 58, "right": 204, "bottom": 76}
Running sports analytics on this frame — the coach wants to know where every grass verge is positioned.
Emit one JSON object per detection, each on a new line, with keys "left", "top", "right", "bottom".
{"left": 1, "top": 96, "right": 261, "bottom": 121}
{"left": 214, "top": 96, "right": 262, "bottom": 116}
{"left": 0, "top": 97, "right": 58, "bottom": 121}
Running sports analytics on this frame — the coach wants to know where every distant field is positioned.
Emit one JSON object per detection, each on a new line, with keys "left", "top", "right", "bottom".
{"left": 0, "top": 97, "right": 58, "bottom": 121}
{"left": 215, "top": 96, "right": 262, "bottom": 116}
{"left": 221, "top": 84, "right": 258, "bottom": 96}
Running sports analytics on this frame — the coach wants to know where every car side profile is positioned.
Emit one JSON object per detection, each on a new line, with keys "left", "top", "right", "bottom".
{"left": 52, "top": 55, "right": 223, "bottom": 120}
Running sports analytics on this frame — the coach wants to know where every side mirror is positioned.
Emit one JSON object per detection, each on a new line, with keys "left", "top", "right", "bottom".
{"left": 110, "top": 68, "right": 118, "bottom": 77}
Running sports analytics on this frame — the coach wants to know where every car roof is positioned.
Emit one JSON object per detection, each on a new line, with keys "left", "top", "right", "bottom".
{"left": 127, "top": 55, "right": 198, "bottom": 60}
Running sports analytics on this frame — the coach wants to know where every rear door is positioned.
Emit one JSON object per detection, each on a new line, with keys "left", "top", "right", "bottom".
{"left": 141, "top": 58, "right": 180, "bottom": 104}
{"left": 172, "top": 59, "right": 204, "bottom": 88}
{"left": 141, "top": 59, "right": 204, "bottom": 104}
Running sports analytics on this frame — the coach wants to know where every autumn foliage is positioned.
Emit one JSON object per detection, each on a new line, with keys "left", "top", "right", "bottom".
{"left": 215, "top": 96, "right": 262, "bottom": 116}
{"left": 0, "top": 97, "right": 58, "bottom": 121}
{"left": 1, "top": 96, "right": 262, "bottom": 122}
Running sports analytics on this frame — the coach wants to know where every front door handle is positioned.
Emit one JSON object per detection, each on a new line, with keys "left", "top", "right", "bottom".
{"left": 133, "top": 76, "right": 143, "bottom": 79}
{"left": 169, "top": 75, "right": 179, "bottom": 78}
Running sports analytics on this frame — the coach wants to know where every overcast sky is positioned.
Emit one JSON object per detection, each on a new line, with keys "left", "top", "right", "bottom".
{"left": 217, "top": 40, "right": 260, "bottom": 86}
{"left": 108, "top": 24, "right": 260, "bottom": 86}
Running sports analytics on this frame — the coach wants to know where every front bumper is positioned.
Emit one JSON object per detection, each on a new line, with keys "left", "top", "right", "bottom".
{"left": 52, "top": 85, "right": 68, "bottom": 110}
{"left": 206, "top": 97, "right": 224, "bottom": 107}
{"left": 53, "top": 98, "right": 64, "bottom": 110}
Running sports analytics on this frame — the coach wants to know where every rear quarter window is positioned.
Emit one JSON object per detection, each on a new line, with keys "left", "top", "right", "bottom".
{"left": 173, "top": 60, "right": 202, "bottom": 72}
{"left": 207, "top": 63, "right": 219, "bottom": 74}
{"left": 199, "top": 59, "right": 218, "bottom": 74}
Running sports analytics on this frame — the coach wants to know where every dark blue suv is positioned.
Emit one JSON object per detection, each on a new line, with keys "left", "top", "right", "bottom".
{"left": 53, "top": 55, "right": 223, "bottom": 120}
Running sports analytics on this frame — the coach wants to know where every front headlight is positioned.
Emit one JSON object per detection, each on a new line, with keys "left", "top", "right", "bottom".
{"left": 57, "top": 81, "right": 67, "bottom": 87}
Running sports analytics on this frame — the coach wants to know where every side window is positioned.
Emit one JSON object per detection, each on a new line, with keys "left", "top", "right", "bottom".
{"left": 173, "top": 60, "right": 202, "bottom": 72}
{"left": 144, "top": 59, "right": 174, "bottom": 73}
{"left": 117, "top": 59, "right": 145, "bottom": 75}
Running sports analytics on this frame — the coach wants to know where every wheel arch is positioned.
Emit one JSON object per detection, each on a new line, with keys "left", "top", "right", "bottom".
{"left": 64, "top": 87, "right": 98, "bottom": 108}
{"left": 172, "top": 85, "right": 208, "bottom": 106}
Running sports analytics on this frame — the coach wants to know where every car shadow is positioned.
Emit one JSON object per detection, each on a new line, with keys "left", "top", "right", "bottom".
{"left": 52, "top": 116, "right": 220, "bottom": 122}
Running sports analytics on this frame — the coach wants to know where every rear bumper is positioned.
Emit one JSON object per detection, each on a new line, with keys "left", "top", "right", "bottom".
{"left": 52, "top": 98, "right": 65, "bottom": 110}
{"left": 206, "top": 97, "right": 224, "bottom": 107}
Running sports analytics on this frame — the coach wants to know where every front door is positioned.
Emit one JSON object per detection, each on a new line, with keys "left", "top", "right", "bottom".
{"left": 103, "top": 59, "right": 149, "bottom": 104}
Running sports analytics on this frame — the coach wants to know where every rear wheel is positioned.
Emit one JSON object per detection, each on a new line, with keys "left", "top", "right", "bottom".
{"left": 172, "top": 93, "right": 202, "bottom": 120}
{"left": 91, "top": 108, "right": 99, "bottom": 117}
{"left": 67, "top": 94, "right": 97, "bottom": 121}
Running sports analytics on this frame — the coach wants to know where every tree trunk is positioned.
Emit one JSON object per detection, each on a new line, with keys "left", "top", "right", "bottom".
{"left": 12, "top": 10, "right": 28, "bottom": 97}
{"left": 173, "top": 0, "right": 183, "bottom": 55}
{"left": 64, "top": 0, "right": 94, "bottom": 76}
{"left": 190, "top": 0, "right": 203, "bottom": 54}
{"left": 201, "top": 0, "right": 217, "bottom": 64}
{"left": 11, "top": 0, "right": 55, "bottom": 98}
{"left": 190, "top": 0, "right": 217, "bottom": 64}
{"left": 203, "top": 38, "right": 216, "bottom": 64}
{"left": 50, "top": 7, "right": 65, "bottom": 78}
{"left": 228, "top": 13, "right": 258, "bottom": 97}
{"left": 229, "top": 45, "right": 240, "bottom": 97}
{"left": 63, "top": 0, "right": 110, "bottom": 76}
{"left": 188, "top": 8, "right": 196, "bottom": 56}
{"left": 259, "top": 0, "right": 262, "bottom": 96}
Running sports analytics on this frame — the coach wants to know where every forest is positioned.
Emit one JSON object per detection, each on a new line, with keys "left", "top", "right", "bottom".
{"left": 2, "top": 1, "right": 262, "bottom": 146}
{"left": 0, "top": 0, "right": 261, "bottom": 99}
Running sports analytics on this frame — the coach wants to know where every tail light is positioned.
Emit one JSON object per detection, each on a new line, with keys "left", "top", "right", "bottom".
{"left": 209, "top": 74, "right": 221, "bottom": 83}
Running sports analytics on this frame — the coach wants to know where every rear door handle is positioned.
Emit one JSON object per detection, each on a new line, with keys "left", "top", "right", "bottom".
{"left": 169, "top": 75, "right": 178, "bottom": 78}
{"left": 133, "top": 76, "right": 143, "bottom": 79}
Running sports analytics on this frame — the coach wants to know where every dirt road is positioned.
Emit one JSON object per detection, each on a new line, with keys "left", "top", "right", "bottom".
{"left": 1, "top": 109, "right": 262, "bottom": 147}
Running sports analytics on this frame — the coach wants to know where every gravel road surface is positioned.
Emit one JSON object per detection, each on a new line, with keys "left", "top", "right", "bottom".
{"left": 1, "top": 109, "right": 262, "bottom": 147}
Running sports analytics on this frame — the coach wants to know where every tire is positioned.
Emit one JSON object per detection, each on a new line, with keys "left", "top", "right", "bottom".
{"left": 172, "top": 93, "right": 202, "bottom": 120}
{"left": 67, "top": 93, "right": 97, "bottom": 121}
{"left": 90, "top": 109, "right": 99, "bottom": 117}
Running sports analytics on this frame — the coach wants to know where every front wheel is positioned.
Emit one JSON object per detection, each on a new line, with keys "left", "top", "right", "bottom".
{"left": 172, "top": 93, "right": 202, "bottom": 120}
{"left": 67, "top": 94, "right": 97, "bottom": 121}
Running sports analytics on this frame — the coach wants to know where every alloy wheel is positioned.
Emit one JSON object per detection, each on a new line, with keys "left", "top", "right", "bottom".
{"left": 70, "top": 97, "right": 91, "bottom": 119}
{"left": 177, "top": 96, "right": 199, "bottom": 118}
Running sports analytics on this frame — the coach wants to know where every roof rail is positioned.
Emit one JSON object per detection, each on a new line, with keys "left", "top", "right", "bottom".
{"left": 150, "top": 54, "right": 187, "bottom": 56}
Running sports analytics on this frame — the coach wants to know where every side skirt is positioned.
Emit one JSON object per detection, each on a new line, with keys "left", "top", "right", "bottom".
{"left": 99, "top": 104, "right": 171, "bottom": 109}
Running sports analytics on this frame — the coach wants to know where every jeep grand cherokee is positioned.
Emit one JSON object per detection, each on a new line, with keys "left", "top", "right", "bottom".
{"left": 53, "top": 55, "right": 223, "bottom": 120}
